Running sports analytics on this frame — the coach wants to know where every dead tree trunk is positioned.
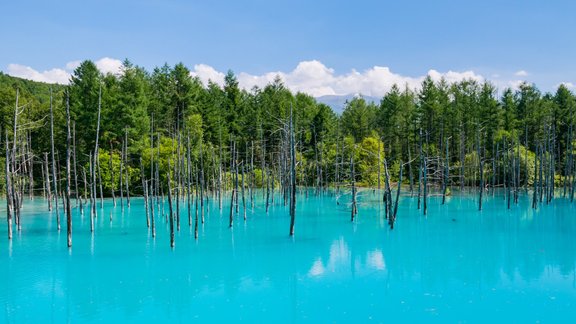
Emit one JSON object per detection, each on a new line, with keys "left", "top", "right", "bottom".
{"left": 417, "top": 129, "right": 423, "bottom": 210}
{"left": 199, "top": 141, "right": 205, "bottom": 224}
{"left": 229, "top": 142, "right": 236, "bottom": 228}
{"left": 91, "top": 84, "right": 102, "bottom": 227}
{"left": 423, "top": 157, "right": 428, "bottom": 216}
{"left": 176, "top": 125, "right": 181, "bottom": 231}
{"left": 65, "top": 91, "right": 72, "bottom": 247}
{"left": 89, "top": 153, "right": 95, "bottom": 231}
{"left": 195, "top": 167, "right": 199, "bottom": 239}
{"left": 442, "top": 139, "right": 449, "bottom": 205}
{"left": 109, "top": 146, "right": 116, "bottom": 206}
{"left": 27, "top": 131, "right": 33, "bottom": 200}
{"left": 477, "top": 129, "right": 484, "bottom": 211}
{"left": 350, "top": 155, "right": 357, "bottom": 222}
{"left": 49, "top": 88, "right": 60, "bottom": 231}
{"left": 119, "top": 138, "right": 124, "bottom": 209}
{"left": 150, "top": 115, "right": 156, "bottom": 237}
{"left": 532, "top": 144, "right": 539, "bottom": 209}
{"left": 408, "top": 144, "right": 414, "bottom": 196}
{"left": 97, "top": 157, "right": 104, "bottom": 209}
{"left": 289, "top": 106, "right": 296, "bottom": 236}
{"left": 5, "top": 132, "right": 13, "bottom": 240}
{"left": 250, "top": 140, "right": 255, "bottom": 208}
{"left": 141, "top": 158, "right": 150, "bottom": 228}
{"left": 167, "top": 160, "right": 175, "bottom": 248}
{"left": 11, "top": 89, "right": 21, "bottom": 230}
{"left": 124, "top": 128, "right": 130, "bottom": 208}
{"left": 41, "top": 153, "right": 46, "bottom": 199}
{"left": 44, "top": 152, "right": 52, "bottom": 211}
{"left": 390, "top": 160, "right": 403, "bottom": 230}
{"left": 186, "top": 133, "right": 193, "bottom": 227}
{"left": 242, "top": 163, "right": 247, "bottom": 221}
{"left": 232, "top": 144, "right": 239, "bottom": 215}
{"left": 72, "top": 122, "right": 81, "bottom": 209}
{"left": 377, "top": 139, "right": 382, "bottom": 190}
{"left": 82, "top": 166, "right": 88, "bottom": 210}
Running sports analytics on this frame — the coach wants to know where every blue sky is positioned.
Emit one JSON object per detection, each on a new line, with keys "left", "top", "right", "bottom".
{"left": 2, "top": 0, "right": 575, "bottom": 96}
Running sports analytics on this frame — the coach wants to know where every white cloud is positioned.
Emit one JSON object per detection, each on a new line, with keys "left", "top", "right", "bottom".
{"left": 515, "top": 70, "right": 529, "bottom": 77}
{"left": 559, "top": 82, "right": 575, "bottom": 89}
{"left": 190, "top": 64, "right": 225, "bottom": 86}
{"left": 94, "top": 57, "right": 123, "bottom": 75}
{"left": 6, "top": 64, "right": 70, "bottom": 84}
{"left": 6, "top": 58, "right": 492, "bottom": 97}
{"left": 192, "top": 60, "right": 485, "bottom": 97}
{"left": 5, "top": 57, "right": 124, "bottom": 84}
{"left": 428, "top": 69, "right": 484, "bottom": 84}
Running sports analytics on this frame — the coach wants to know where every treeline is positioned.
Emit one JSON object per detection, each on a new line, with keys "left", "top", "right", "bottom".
{"left": 1, "top": 60, "right": 575, "bottom": 198}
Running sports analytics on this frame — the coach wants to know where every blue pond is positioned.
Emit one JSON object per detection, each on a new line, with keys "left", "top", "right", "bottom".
{"left": 1, "top": 190, "right": 576, "bottom": 323}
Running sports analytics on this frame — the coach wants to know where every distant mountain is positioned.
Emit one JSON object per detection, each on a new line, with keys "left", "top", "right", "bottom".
{"left": 315, "top": 94, "right": 381, "bottom": 114}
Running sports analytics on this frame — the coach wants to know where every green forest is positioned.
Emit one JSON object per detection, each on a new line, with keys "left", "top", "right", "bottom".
{"left": 1, "top": 59, "right": 574, "bottom": 198}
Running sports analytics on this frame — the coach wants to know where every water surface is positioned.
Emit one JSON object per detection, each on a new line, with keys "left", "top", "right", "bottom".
{"left": 1, "top": 190, "right": 575, "bottom": 323}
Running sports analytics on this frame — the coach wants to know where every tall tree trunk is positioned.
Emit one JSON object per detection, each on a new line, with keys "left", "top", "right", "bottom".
{"left": 27, "top": 131, "right": 33, "bottom": 200}
{"left": 377, "top": 139, "right": 382, "bottom": 190}
{"left": 408, "top": 144, "right": 414, "bottom": 196}
{"left": 119, "top": 138, "right": 124, "bottom": 209}
{"left": 384, "top": 158, "right": 392, "bottom": 219}
{"left": 194, "top": 167, "right": 199, "bottom": 239}
{"left": 242, "top": 163, "right": 247, "bottom": 221}
{"left": 109, "top": 145, "right": 116, "bottom": 206}
{"left": 150, "top": 115, "right": 156, "bottom": 237}
{"left": 5, "top": 132, "right": 13, "bottom": 240}
{"left": 124, "top": 128, "right": 130, "bottom": 207}
{"left": 477, "top": 129, "right": 483, "bottom": 211}
{"left": 417, "top": 129, "right": 423, "bottom": 209}
{"left": 82, "top": 166, "right": 88, "bottom": 210}
{"left": 423, "top": 158, "right": 428, "bottom": 216}
{"left": 49, "top": 88, "right": 60, "bottom": 231}
{"left": 289, "top": 106, "right": 296, "bottom": 236}
{"left": 65, "top": 91, "right": 73, "bottom": 247}
{"left": 89, "top": 153, "right": 95, "bottom": 232}
{"left": 229, "top": 143, "right": 236, "bottom": 228}
{"left": 97, "top": 157, "right": 104, "bottom": 209}
{"left": 91, "top": 84, "right": 102, "bottom": 227}
{"left": 390, "top": 160, "right": 403, "bottom": 230}
{"left": 350, "top": 155, "right": 357, "bottom": 222}
{"left": 44, "top": 152, "right": 52, "bottom": 211}
{"left": 532, "top": 144, "right": 539, "bottom": 209}
{"left": 41, "top": 153, "right": 46, "bottom": 199}
{"left": 460, "top": 123, "right": 465, "bottom": 191}
{"left": 250, "top": 140, "right": 255, "bottom": 208}
{"left": 176, "top": 124, "right": 181, "bottom": 231}
{"left": 72, "top": 122, "right": 81, "bottom": 209}
{"left": 200, "top": 141, "right": 205, "bottom": 224}
{"left": 186, "top": 133, "right": 193, "bottom": 227}
{"left": 141, "top": 158, "right": 150, "bottom": 228}
{"left": 12, "top": 89, "right": 21, "bottom": 230}
{"left": 234, "top": 145, "right": 239, "bottom": 215}
{"left": 442, "top": 139, "right": 449, "bottom": 205}
{"left": 167, "top": 160, "right": 175, "bottom": 248}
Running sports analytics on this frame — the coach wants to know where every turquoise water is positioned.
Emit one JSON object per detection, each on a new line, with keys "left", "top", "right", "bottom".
{"left": 1, "top": 190, "right": 576, "bottom": 323}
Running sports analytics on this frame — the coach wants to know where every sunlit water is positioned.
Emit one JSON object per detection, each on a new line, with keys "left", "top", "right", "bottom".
{"left": 1, "top": 189, "right": 576, "bottom": 323}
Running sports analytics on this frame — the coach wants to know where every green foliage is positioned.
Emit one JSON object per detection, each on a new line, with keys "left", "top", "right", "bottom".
{"left": 97, "top": 149, "right": 122, "bottom": 192}
{"left": 1, "top": 59, "right": 575, "bottom": 195}
{"left": 341, "top": 97, "right": 377, "bottom": 142}
{"left": 356, "top": 136, "right": 384, "bottom": 186}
